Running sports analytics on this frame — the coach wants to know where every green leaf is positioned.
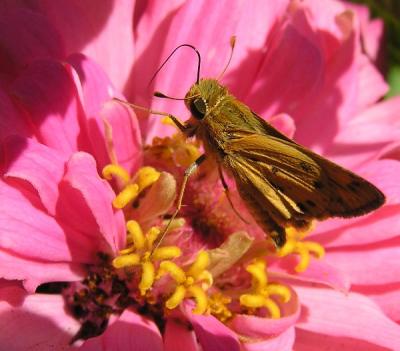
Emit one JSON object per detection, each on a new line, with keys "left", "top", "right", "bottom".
{"left": 386, "top": 65, "right": 400, "bottom": 97}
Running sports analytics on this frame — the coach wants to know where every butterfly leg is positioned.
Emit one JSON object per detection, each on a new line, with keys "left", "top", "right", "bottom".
{"left": 112, "top": 98, "right": 197, "bottom": 136}
{"left": 218, "top": 165, "right": 249, "bottom": 225}
{"left": 166, "top": 115, "right": 197, "bottom": 137}
{"left": 152, "top": 154, "right": 206, "bottom": 252}
{"left": 269, "top": 226, "right": 286, "bottom": 248}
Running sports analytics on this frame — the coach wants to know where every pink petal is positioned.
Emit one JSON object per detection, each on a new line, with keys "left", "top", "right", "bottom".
{"left": 0, "top": 87, "right": 32, "bottom": 140}
{"left": 143, "top": 0, "right": 290, "bottom": 141}
{"left": 67, "top": 54, "right": 117, "bottom": 117}
{"left": 3, "top": 136, "right": 66, "bottom": 215}
{"left": 354, "top": 283, "right": 400, "bottom": 322}
{"left": 329, "top": 97, "right": 400, "bottom": 168}
{"left": 345, "top": 2, "right": 384, "bottom": 61}
{"left": 245, "top": 7, "right": 324, "bottom": 126}
{"left": 61, "top": 152, "right": 126, "bottom": 253}
{"left": 210, "top": 0, "right": 291, "bottom": 94}
{"left": 268, "top": 113, "right": 296, "bottom": 138}
{"left": 361, "top": 17, "right": 384, "bottom": 63}
{"left": 34, "top": 0, "right": 135, "bottom": 92}
{"left": 356, "top": 55, "right": 387, "bottom": 110}
{"left": 295, "top": 286, "right": 400, "bottom": 350}
{"left": 0, "top": 285, "right": 80, "bottom": 350}
{"left": 269, "top": 256, "right": 350, "bottom": 292}
{"left": 0, "top": 249, "right": 84, "bottom": 293}
{"left": 316, "top": 205, "right": 400, "bottom": 248}
{"left": 127, "top": 0, "right": 186, "bottom": 101}
{"left": 79, "top": 309, "right": 163, "bottom": 351}
{"left": 325, "top": 236, "right": 400, "bottom": 285}
{"left": 293, "top": 10, "right": 359, "bottom": 153}
{"left": 184, "top": 305, "right": 240, "bottom": 351}
{"left": 295, "top": 328, "right": 389, "bottom": 351}
{"left": 164, "top": 318, "right": 199, "bottom": 351}
{"left": 68, "top": 55, "right": 143, "bottom": 173}
{"left": 241, "top": 327, "right": 295, "bottom": 351}
{"left": 0, "top": 178, "right": 94, "bottom": 263}
{"left": 294, "top": 0, "right": 347, "bottom": 48}
{"left": 0, "top": 7, "right": 64, "bottom": 82}
{"left": 0, "top": 279, "right": 23, "bottom": 290}
{"left": 1, "top": 146, "right": 123, "bottom": 271}
{"left": 313, "top": 159, "right": 400, "bottom": 247}
{"left": 11, "top": 59, "right": 89, "bottom": 156}
{"left": 100, "top": 100, "right": 143, "bottom": 173}
{"left": 230, "top": 291, "right": 299, "bottom": 337}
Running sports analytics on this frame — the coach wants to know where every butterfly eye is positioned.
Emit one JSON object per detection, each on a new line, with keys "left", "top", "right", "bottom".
{"left": 190, "top": 98, "right": 207, "bottom": 120}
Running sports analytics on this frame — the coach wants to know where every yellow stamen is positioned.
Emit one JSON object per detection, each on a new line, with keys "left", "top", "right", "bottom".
{"left": 240, "top": 294, "right": 281, "bottom": 319}
{"left": 294, "top": 245, "right": 310, "bottom": 273}
{"left": 240, "top": 294, "right": 265, "bottom": 308}
{"left": 246, "top": 259, "right": 267, "bottom": 290}
{"left": 277, "top": 225, "right": 325, "bottom": 272}
{"left": 175, "top": 143, "right": 201, "bottom": 168}
{"left": 157, "top": 252, "right": 212, "bottom": 314}
{"left": 266, "top": 284, "right": 291, "bottom": 303}
{"left": 152, "top": 247, "right": 182, "bottom": 261}
{"left": 113, "top": 184, "right": 139, "bottom": 208}
{"left": 186, "top": 276, "right": 195, "bottom": 285}
{"left": 166, "top": 285, "right": 186, "bottom": 309}
{"left": 102, "top": 164, "right": 130, "bottom": 184}
{"left": 197, "top": 271, "right": 213, "bottom": 289}
{"left": 264, "top": 298, "right": 281, "bottom": 319}
{"left": 113, "top": 220, "right": 183, "bottom": 304}
{"left": 162, "top": 218, "right": 185, "bottom": 231}
{"left": 139, "top": 261, "right": 155, "bottom": 296}
{"left": 118, "top": 247, "right": 135, "bottom": 255}
{"left": 103, "top": 164, "right": 163, "bottom": 210}
{"left": 146, "top": 134, "right": 201, "bottom": 168}
{"left": 187, "top": 251, "right": 210, "bottom": 279}
{"left": 146, "top": 227, "right": 160, "bottom": 249}
{"left": 208, "top": 293, "right": 232, "bottom": 322}
{"left": 239, "top": 259, "right": 291, "bottom": 319}
{"left": 162, "top": 116, "right": 177, "bottom": 126}
{"left": 157, "top": 261, "right": 186, "bottom": 284}
{"left": 135, "top": 167, "right": 160, "bottom": 192}
{"left": 276, "top": 238, "right": 297, "bottom": 257}
{"left": 126, "top": 220, "right": 145, "bottom": 250}
{"left": 112, "top": 253, "right": 140, "bottom": 268}
{"left": 188, "top": 285, "right": 208, "bottom": 314}
{"left": 303, "top": 241, "right": 325, "bottom": 259}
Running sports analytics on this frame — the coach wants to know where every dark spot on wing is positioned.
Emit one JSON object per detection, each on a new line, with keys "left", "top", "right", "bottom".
{"left": 271, "top": 166, "right": 279, "bottom": 174}
{"left": 335, "top": 197, "right": 345, "bottom": 205}
{"left": 314, "top": 180, "right": 323, "bottom": 189}
{"left": 306, "top": 200, "right": 317, "bottom": 207}
{"left": 271, "top": 182, "right": 283, "bottom": 192}
{"left": 297, "top": 202, "right": 307, "bottom": 212}
{"left": 347, "top": 180, "right": 362, "bottom": 192}
{"left": 299, "top": 161, "right": 313, "bottom": 172}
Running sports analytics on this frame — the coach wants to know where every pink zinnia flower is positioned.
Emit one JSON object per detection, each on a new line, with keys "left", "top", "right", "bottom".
{"left": 1, "top": 1, "right": 400, "bottom": 350}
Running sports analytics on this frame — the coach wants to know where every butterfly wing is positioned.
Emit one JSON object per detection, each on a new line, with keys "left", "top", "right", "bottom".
{"left": 219, "top": 113, "right": 385, "bottom": 246}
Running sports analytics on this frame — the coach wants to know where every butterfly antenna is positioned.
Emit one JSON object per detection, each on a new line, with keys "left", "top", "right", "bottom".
{"left": 217, "top": 36, "right": 236, "bottom": 81}
{"left": 148, "top": 44, "right": 202, "bottom": 87}
{"left": 153, "top": 91, "right": 201, "bottom": 101}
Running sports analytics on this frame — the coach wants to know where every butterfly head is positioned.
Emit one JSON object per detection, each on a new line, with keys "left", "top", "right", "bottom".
{"left": 185, "top": 79, "right": 228, "bottom": 120}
